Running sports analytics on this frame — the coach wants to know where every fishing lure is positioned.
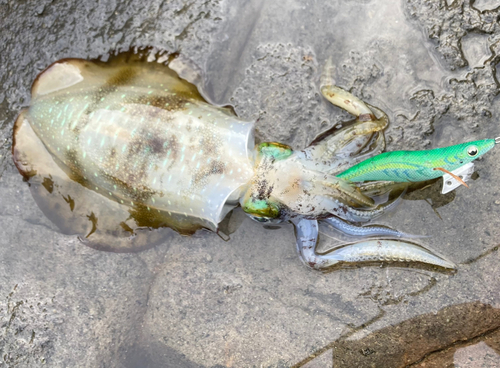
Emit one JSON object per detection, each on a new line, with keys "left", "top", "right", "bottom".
{"left": 336, "top": 139, "right": 498, "bottom": 184}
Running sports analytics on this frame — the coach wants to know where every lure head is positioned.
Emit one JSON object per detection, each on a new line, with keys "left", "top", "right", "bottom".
{"left": 463, "top": 139, "right": 495, "bottom": 159}
{"left": 450, "top": 139, "right": 496, "bottom": 166}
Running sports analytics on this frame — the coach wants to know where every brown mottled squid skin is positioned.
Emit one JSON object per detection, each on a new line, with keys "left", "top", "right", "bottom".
{"left": 12, "top": 53, "right": 456, "bottom": 270}
{"left": 13, "top": 54, "right": 255, "bottom": 251}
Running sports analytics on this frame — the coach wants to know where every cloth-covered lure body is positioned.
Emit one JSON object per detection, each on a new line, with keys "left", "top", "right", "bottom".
{"left": 12, "top": 53, "right": 495, "bottom": 269}
{"left": 337, "top": 140, "right": 495, "bottom": 183}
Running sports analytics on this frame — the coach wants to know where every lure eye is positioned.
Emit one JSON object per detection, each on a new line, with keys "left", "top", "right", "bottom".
{"left": 467, "top": 145, "right": 478, "bottom": 157}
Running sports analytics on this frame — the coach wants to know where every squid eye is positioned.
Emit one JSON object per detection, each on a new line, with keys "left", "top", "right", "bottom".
{"left": 249, "top": 215, "right": 283, "bottom": 225}
{"left": 467, "top": 145, "right": 478, "bottom": 157}
{"left": 251, "top": 215, "right": 271, "bottom": 223}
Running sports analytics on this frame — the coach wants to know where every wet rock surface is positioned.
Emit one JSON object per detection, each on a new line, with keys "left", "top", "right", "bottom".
{"left": 329, "top": 302, "right": 500, "bottom": 367}
{"left": 394, "top": 0, "right": 500, "bottom": 150}
{"left": 231, "top": 43, "right": 324, "bottom": 149}
{"left": 1, "top": 0, "right": 500, "bottom": 367}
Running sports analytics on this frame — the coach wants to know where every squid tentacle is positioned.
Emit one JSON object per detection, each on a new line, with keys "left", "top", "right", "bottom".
{"left": 330, "top": 187, "right": 406, "bottom": 223}
{"left": 323, "top": 240, "right": 455, "bottom": 269}
{"left": 321, "top": 216, "right": 429, "bottom": 239}
{"left": 292, "top": 218, "right": 455, "bottom": 270}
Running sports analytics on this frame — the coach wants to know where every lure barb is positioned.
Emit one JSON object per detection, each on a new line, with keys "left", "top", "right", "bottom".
{"left": 441, "top": 162, "right": 475, "bottom": 194}
{"left": 433, "top": 167, "right": 468, "bottom": 188}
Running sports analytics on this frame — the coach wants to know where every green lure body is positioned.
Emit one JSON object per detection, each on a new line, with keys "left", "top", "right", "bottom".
{"left": 336, "top": 139, "right": 496, "bottom": 183}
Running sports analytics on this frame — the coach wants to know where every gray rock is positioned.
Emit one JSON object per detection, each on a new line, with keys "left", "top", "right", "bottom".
{"left": 1, "top": 0, "right": 500, "bottom": 366}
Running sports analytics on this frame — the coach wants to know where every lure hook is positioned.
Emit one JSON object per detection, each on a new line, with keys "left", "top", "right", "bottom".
{"left": 495, "top": 137, "right": 500, "bottom": 144}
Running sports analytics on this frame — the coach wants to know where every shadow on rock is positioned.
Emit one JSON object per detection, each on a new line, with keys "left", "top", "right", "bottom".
{"left": 122, "top": 342, "right": 208, "bottom": 368}
{"left": 295, "top": 301, "right": 500, "bottom": 367}
{"left": 331, "top": 301, "right": 500, "bottom": 368}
